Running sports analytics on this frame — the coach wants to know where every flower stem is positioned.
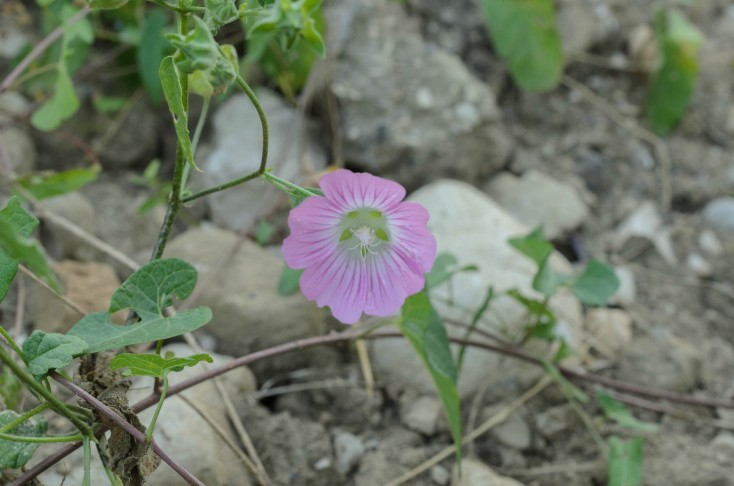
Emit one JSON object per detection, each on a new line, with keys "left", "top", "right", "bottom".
{"left": 0, "top": 346, "right": 92, "bottom": 436}
{"left": 261, "top": 171, "right": 319, "bottom": 198}
{"left": 0, "top": 403, "right": 50, "bottom": 434}
{"left": 0, "top": 326, "right": 25, "bottom": 363}
{"left": 146, "top": 376, "right": 168, "bottom": 444}
{"left": 180, "top": 74, "right": 269, "bottom": 204}
{"left": 0, "top": 431, "right": 84, "bottom": 443}
{"left": 82, "top": 436, "right": 92, "bottom": 486}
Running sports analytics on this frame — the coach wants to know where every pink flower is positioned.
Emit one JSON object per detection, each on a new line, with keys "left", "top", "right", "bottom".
{"left": 282, "top": 169, "right": 437, "bottom": 324}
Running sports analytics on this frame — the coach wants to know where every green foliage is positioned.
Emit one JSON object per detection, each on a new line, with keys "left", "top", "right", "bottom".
{"left": 92, "top": 95, "right": 128, "bottom": 113}
{"left": 206, "top": 0, "right": 239, "bottom": 29}
{"left": 479, "top": 0, "right": 563, "bottom": 91}
{"left": 87, "top": 0, "right": 130, "bottom": 10}
{"left": 0, "top": 366, "right": 22, "bottom": 410}
{"left": 0, "top": 197, "right": 60, "bottom": 295}
{"left": 424, "top": 252, "right": 478, "bottom": 290}
{"left": 542, "top": 360, "right": 588, "bottom": 403}
{"left": 243, "top": 0, "right": 326, "bottom": 93}
{"left": 509, "top": 227, "right": 619, "bottom": 305}
{"left": 138, "top": 11, "right": 171, "bottom": 104}
{"left": 399, "top": 292, "right": 462, "bottom": 467}
{"left": 21, "top": 330, "right": 89, "bottom": 381}
{"left": 608, "top": 436, "right": 644, "bottom": 486}
{"left": 30, "top": 4, "right": 94, "bottom": 131}
{"left": 68, "top": 259, "right": 212, "bottom": 353}
{"left": 255, "top": 220, "right": 276, "bottom": 246}
{"left": 597, "top": 391, "right": 660, "bottom": 433}
{"left": 14, "top": 166, "right": 100, "bottom": 200}
{"left": 132, "top": 160, "right": 172, "bottom": 214}
{"left": 0, "top": 410, "right": 48, "bottom": 469}
{"left": 645, "top": 9, "right": 703, "bottom": 134}
{"left": 277, "top": 266, "right": 303, "bottom": 295}
{"left": 110, "top": 352, "right": 213, "bottom": 378}
{"left": 159, "top": 56, "right": 199, "bottom": 171}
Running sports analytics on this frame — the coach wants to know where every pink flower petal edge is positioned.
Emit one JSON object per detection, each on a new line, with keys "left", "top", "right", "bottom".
{"left": 282, "top": 169, "right": 437, "bottom": 324}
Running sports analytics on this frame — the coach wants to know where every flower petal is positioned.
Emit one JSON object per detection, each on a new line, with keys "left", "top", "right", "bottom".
{"left": 282, "top": 196, "right": 342, "bottom": 269}
{"left": 386, "top": 202, "right": 437, "bottom": 273}
{"left": 320, "top": 169, "right": 406, "bottom": 211}
{"left": 300, "top": 250, "right": 366, "bottom": 324}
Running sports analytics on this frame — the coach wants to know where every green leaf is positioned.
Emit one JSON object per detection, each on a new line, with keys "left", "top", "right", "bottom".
{"left": 0, "top": 410, "right": 48, "bottom": 469}
{"left": 87, "top": 0, "right": 130, "bottom": 10}
{"left": 399, "top": 292, "right": 462, "bottom": 466}
{"left": 288, "top": 187, "right": 323, "bottom": 208}
{"left": 14, "top": 166, "right": 100, "bottom": 200}
{"left": 255, "top": 221, "right": 276, "bottom": 246}
{"left": 646, "top": 9, "right": 703, "bottom": 134}
{"left": 68, "top": 259, "right": 212, "bottom": 353}
{"left": 532, "top": 260, "right": 570, "bottom": 297}
{"left": 425, "top": 252, "right": 478, "bottom": 290}
{"left": 479, "top": 0, "right": 563, "bottom": 91}
{"left": 110, "top": 352, "right": 213, "bottom": 378}
{"left": 166, "top": 16, "right": 219, "bottom": 74}
{"left": 277, "top": 266, "right": 303, "bottom": 295}
{"left": 206, "top": 0, "right": 239, "bottom": 28}
{"left": 0, "top": 366, "right": 22, "bottom": 410}
{"left": 569, "top": 260, "right": 620, "bottom": 306}
{"left": 597, "top": 391, "right": 660, "bottom": 433}
{"left": 92, "top": 96, "right": 127, "bottom": 113}
{"left": 30, "top": 63, "right": 79, "bottom": 132}
{"left": 159, "top": 56, "right": 198, "bottom": 171}
{"left": 507, "top": 289, "right": 556, "bottom": 329}
{"left": 138, "top": 11, "right": 170, "bottom": 104}
{"left": 68, "top": 309, "right": 212, "bottom": 354}
{"left": 0, "top": 198, "right": 59, "bottom": 293}
{"left": 21, "top": 330, "right": 88, "bottom": 380}
{"left": 110, "top": 258, "right": 197, "bottom": 319}
{"left": 608, "top": 436, "right": 644, "bottom": 486}
{"left": 542, "top": 360, "right": 588, "bottom": 403}
{"left": 508, "top": 227, "right": 553, "bottom": 265}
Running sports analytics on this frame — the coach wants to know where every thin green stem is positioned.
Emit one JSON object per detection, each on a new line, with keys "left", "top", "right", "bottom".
{"left": 0, "top": 431, "right": 84, "bottom": 443}
{"left": 146, "top": 0, "right": 205, "bottom": 13}
{"left": 0, "top": 326, "right": 25, "bottom": 364}
{"left": 0, "top": 403, "right": 50, "bottom": 434}
{"left": 181, "top": 75, "right": 269, "bottom": 204}
{"left": 261, "top": 171, "right": 320, "bottom": 198}
{"left": 236, "top": 75, "right": 269, "bottom": 174}
{"left": 0, "top": 346, "right": 92, "bottom": 436}
{"left": 181, "top": 96, "right": 210, "bottom": 193}
{"left": 82, "top": 436, "right": 92, "bottom": 486}
{"left": 182, "top": 169, "right": 260, "bottom": 203}
{"left": 146, "top": 376, "right": 168, "bottom": 444}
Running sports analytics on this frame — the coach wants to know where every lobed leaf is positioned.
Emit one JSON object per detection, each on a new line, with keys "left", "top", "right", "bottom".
{"left": 399, "top": 292, "right": 462, "bottom": 466}
{"left": 68, "top": 309, "right": 212, "bottom": 354}
{"left": 0, "top": 410, "right": 48, "bottom": 469}
{"left": 608, "top": 436, "right": 644, "bottom": 486}
{"left": 110, "top": 352, "right": 213, "bottom": 378}
{"left": 21, "top": 330, "right": 89, "bottom": 380}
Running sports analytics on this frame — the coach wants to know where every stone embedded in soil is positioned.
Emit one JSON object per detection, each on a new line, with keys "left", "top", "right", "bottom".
{"left": 160, "top": 224, "right": 332, "bottom": 376}
{"left": 484, "top": 170, "right": 591, "bottom": 240}
{"left": 334, "top": 430, "right": 366, "bottom": 474}
{"left": 370, "top": 180, "right": 584, "bottom": 398}
{"left": 556, "top": 0, "right": 618, "bottom": 56}
{"left": 326, "top": 0, "right": 511, "bottom": 189}
{"left": 354, "top": 428, "right": 428, "bottom": 486}
{"left": 431, "top": 465, "right": 450, "bottom": 485}
{"left": 608, "top": 265, "right": 637, "bottom": 306}
{"left": 192, "top": 89, "right": 326, "bottom": 231}
{"left": 686, "top": 252, "right": 713, "bottom": 277}
{"left": 41, "top": 192, "right": 96, "bottom": 261}
{"left": 617, "top": 333, "right": 701, "bottom": 394}
{"left": 534, "top": 403, "right": 577, "bottom": 438}
{"left": 27, "top": 260, "right": 122, "bottom": 334}
{"left": 400, "top": 395, "right": 444, "bottom": 436}
{"left": 698, "top": 229, "right": 723, "bottom": 257}
{"left": 451, "top": 458, "right": 526, "bottom": 486}
{"left": 486, "top": 410, "right": 532, "bottom": 451}
{"left": 584, "top": 308, "right": 633, "bottom": 357}
{"left": 0, "top": 126, "right": 36, "bottom": 174}
{"left": 703, "top": 196, "right": 734, "bottom": 233}
{"left": 93, "top": 98, "right": 158, "bottom": 170}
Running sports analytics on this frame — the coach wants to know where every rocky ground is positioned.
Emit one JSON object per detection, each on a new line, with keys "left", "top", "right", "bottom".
{"left": 2, "top": 0, "right": 734, "bottom": 485}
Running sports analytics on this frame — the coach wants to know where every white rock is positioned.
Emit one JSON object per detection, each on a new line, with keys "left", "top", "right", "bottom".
{"left": 535, "top": 404, "right": 576, "bottom": 438}
{"left": 401, "top": 396, "right": 443, "bottom": 436}
{"left": 612, "top": 201, "right": 677, "bottom": 265}
{"left": 686, "top": 252, "right": 713, "bottom": 277}
{"left": 703, "top": 197, "right": 734, "bottom": 233}
{"left": 584, "top": 308, "right": 633, "bottom": 357}
{"left": 334, "top": 431, "right": 365, "bottom": 474}
{"left": 431, "top": 465, "right": 450, "bottom": 485}
{"left": 194, "top": 89, "right": 326, "bottom": 231}
{"left": 488, "top": 411, "right": 531, "bottom": 450}
{"left": 0, "top": 127, "right": 36, "bottom": 174}
{"left": 42, "top": 192, "right": 96, "bottom": 261}
{"left": 371, "top": 180, "right": 584, "bottom": 397}
{"left": 698, "top": 229, "right": 723, "bottom": 257}
{"left": 451, "top": 458, "right": 526, "bottom": 486}
{"left": 485, "top": 170, "right": 591, "bottom": 239}
{"left": 609, "top": 265, "right": 637, "bottom": 306}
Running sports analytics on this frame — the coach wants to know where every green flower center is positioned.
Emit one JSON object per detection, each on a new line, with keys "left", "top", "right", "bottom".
{"left": 339, "top": 208, "right": 390, "bottom": 258}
